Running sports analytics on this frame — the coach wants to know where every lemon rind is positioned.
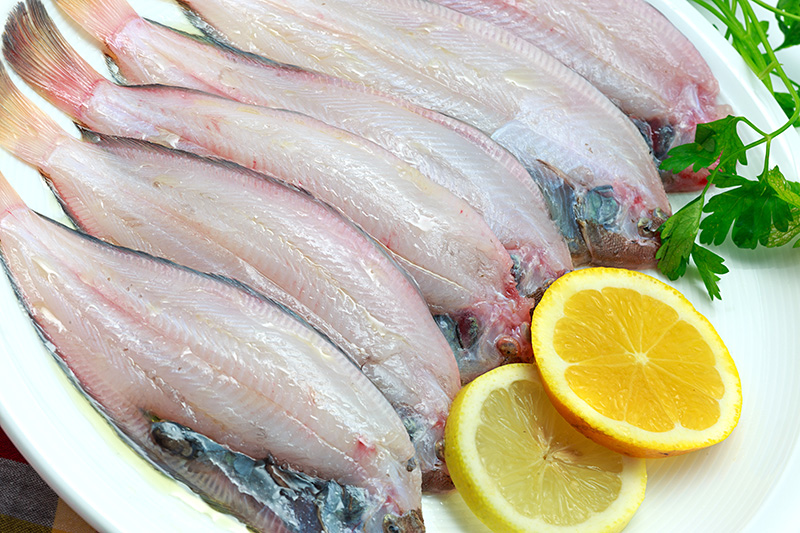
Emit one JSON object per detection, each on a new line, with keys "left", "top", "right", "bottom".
{"left": 531, "top": 268, "right": 743, "bottom": 457}
{"left": 445, "top": 364, "right": 648, "bottom": 533}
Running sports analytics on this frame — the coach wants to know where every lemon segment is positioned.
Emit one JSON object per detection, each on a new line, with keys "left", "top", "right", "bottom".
{"left": 445, "top": 363, "right": 647, "bottom": 533}
{"left": 531, "top": 267, "right": 742, "bottom": 458}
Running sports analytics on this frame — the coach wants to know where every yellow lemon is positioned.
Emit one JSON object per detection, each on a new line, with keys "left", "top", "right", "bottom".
{"left": 531, "top": 267, "right": 742, "bottom": 458}
{"left": 445, "top": 363, "right": 647, "bottom": 533}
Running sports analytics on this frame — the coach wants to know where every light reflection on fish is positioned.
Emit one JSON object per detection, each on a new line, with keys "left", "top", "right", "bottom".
{"left": 170, "top": 0, "right": 673, "bottom": 268}
{"left": 0, "top": 173, "right": 424, "bottom": 532}
{"left": 3, "top": 0, "right": 533, "bottom": 382}
{"left": 0, "top": 60, "right": 461, "bottom": 490}
{"left": 427, "top": 0, "right": 730, "bottom": 192}
{"left": 54, "top": 0, "right": 573, "bottom": 300}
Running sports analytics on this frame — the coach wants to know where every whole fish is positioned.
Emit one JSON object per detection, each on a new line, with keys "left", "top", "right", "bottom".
{"left": 427, "top": 0, "right": 730, "bottom": 192}
{"left": 3, "top": 0, "right": 532, "bottom": 382}
{"left": 54, "top": 0, "right": 573, "bottom": 295}
{"left": 171, "top": 0, "right": 672, "bottom": 268}
{"left": 0, "top": 172, "right": 424, "bottom": 532}
{"left": 0, "top": 62, "right": 460, "bottom": 491}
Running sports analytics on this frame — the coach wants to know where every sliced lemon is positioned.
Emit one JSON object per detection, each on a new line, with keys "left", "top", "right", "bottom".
{"left": 531, "top": 267, "right": 742, "bottom": 458}
{"left": 445, "top": 363, "right": 647, "bottom": 533}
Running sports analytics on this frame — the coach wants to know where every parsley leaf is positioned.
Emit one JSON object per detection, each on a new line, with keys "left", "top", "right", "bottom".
{"left": 774, "top": 91, "right": 800, "bottom": 125}
{"left": 691, "top": 245, "right": 728, "bottom": 300}
{"left": 656, "top": 0, "right": 800, "bottom": 299}
{"left": 765, "top": 165, "right": 800, "bottom": 207}
{"left": 776, "top": 0, "right": 800, "bottom": 51}
{"left": 656, "top": 196, "right": 704, "bottom": 279}
{"left": 659, "top": 116, "right": 746, "bottom": 175}
{"left": 655, "top": 192, "right": 730, "bottom": 300}
{"left": 767, "top": 207, "right": 800, "bottom": 247}
{"left": 698, "top": 169, "right": 796, "bottom": 249}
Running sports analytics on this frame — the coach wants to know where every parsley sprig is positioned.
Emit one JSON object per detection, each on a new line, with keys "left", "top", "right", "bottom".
{"left": 656, "top": 0, "right": 800, "bottom": 299}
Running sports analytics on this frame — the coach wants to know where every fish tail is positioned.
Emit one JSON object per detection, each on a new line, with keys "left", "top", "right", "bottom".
{"left": 3, "top": 0, "right": 105, "bottom": 121}
{"left": 0, "top": 62, "right": 69, "bottom": 165}
{"left": 54, "top": 0, "right": 138, "bottom": 44}
{"left": 0, "top": 171, "right": 25, "bottom": 218}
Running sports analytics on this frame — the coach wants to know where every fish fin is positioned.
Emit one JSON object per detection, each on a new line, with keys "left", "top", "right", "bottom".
{"left": 149, "top": 419, "right": 372, "bottom": 533}
{"left": 0, "top": 171, "right": 26, "bottom": 217}
{"left": 53, "top": 0, "right": 138, "bottom": 44}
{"left": 525, "top": 160, "right": 591, "bottom": 266}
{"left": 0, "top": 62, "right": 71, "bottom": 165}
{"left": 175, "top": 0, "right": 238, "bottom": 49}
{"left": 2, "top": 0, "right": 105, "bottom": 121}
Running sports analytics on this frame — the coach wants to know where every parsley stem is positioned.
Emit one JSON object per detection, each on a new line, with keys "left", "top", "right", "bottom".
{"left": 693, "top": 1, "right": 770, "bottom": 83}
{"left": 741, "top": 0, "right": 800, "bottom": 131}
{"left": 750, "top": 0, "right": 800, "bottom": 22}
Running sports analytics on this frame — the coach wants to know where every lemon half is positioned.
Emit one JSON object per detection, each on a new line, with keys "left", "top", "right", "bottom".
{"left": 531, "top": 267, "right": 742, "bottom": 458}
{"left": 445, "top": 363, "right": 647, "bottom": 533}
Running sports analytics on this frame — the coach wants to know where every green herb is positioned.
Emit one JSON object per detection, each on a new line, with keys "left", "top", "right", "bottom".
{"left": 656, "top": 0, "right": 800, "bottom": 299}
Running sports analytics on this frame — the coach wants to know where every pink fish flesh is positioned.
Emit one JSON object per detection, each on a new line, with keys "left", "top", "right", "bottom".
{"left": 55, "top": 0, "right": 573, "bottom": 296}
{"left": 3, "top": 0, "right": 533, "bottom": 382}
{"left": 172, "top": 0, "right": 673, "bottom": 268}
{"left": 0, "top": 173, "right": 424, "bottom": 532}
{"left": 427, "top": 0, "right": 730, "bottom": 192}
{"left": 0, "top": 61, "right": 460, "bottom": 490}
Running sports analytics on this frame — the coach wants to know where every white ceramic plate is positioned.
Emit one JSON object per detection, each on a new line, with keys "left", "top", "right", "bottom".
{"left": 0, "top": 0, "right": 798, "bottom": 531}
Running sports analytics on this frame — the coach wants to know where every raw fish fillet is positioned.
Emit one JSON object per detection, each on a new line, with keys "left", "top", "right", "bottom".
{"left": 174, "top": 0, "right": 672, "bottom": 268}
{"left": 3, "top": 0, "right": 532, "bottom": 382}
{"left": 428, "top": 0, "right": 730, "bottom": 192}
{"left": 0, "top": 62, "right": 459, "bottom": 490}
{"left": 54, "top": 0, "right": 573, "bottom": 297}
{"left": 0, "top": 172, "right": 424, "bottom": 533}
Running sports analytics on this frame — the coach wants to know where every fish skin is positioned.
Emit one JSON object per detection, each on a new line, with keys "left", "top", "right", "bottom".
{"left": 3, "top": 0, "right": 532, "bottom": 382}
{"left": 171, "top": 0, "right": 672, "bottom": 269}
{"left": 0, "top": 175, "right": 424, "bottom": 532}
{"left": 146, "top": 420, "right": 426, "bottom": 533}
{"left": 427, "top": 0, "right": 730, "bottom": 192}
{"left": 0, "top": 60, "right": 459, "bottom": 490}
{"left": 53, "top": 0, "right": 572, "bottom": 299}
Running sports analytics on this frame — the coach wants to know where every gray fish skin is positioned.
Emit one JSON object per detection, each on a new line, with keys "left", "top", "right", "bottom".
{"left": 167, "top": 0, "right": 672, "bottom": 268}
{"left": 0, "top": 61, "right": 459, "bottom": 491}
{"left": 54, "top": 0, "right": 572, "bottom": 298}
{"left": 2, "top": 0, "right": 534, "bottom": 382}
{"left": 0, "top": 175, "right": 424, "bottom": 533}
{"left": 146, "top": 420, "right": 426, "bottom": 533}
{"left": 427, "top": 0, "right": 730, "bottom": 192}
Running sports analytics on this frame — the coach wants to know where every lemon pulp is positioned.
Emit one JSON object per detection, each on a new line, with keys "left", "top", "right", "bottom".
{"left": 532, "top": 268, "right": 742, "bottom": 457}
{"left": 445, "top": 363, "right": 646, "bottom": 533}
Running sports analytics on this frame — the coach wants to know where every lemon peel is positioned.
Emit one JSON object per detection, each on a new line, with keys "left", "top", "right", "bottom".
{"left": 531, "top": 267, "right": 742, "bottom": 458}
{"left": 445, "top": 363, "right": 646, "bottom": 533}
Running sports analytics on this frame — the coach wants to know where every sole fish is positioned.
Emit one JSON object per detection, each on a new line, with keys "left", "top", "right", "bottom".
{"left": 0, "top": 62, "right": 460, "bottom": 491}
{"left": 54, "top": 0, "right": 573, "bottom": 299}
{"left": 427, "top": 0, "right": 730, "bottom": 192}
{"left": 0, "top": 172, "right": 424, "bottom": 532}
{"left": 3, "top": 0, "right": 532, "bottom": 382}
{"left": 172, "top": 0, "right": 672, "bottom": 268}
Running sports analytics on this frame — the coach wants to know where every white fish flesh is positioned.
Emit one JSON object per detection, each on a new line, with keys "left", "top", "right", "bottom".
{"left": 173, "top": 0, "right": 673, "bottom": 268}
{"left": 427, "top": 0, "right": 729, "bottom": 192}
{"left": 0, "top": 62, "right": 460, "bottom": 490}
{"left": 2, "top": 0, "right": 533, "bottom": 382}
{"left": 0, "top": 172, "right": 424, "bottom": 532}
{"left": 54, "top": 0, "right": 573, "bottom": 296}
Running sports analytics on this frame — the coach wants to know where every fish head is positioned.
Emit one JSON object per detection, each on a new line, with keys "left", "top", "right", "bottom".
{"left": 383, "top": 509, "right": 425, "bottom": 533}
{"left": 395, "top": 405, "right": 454, "bottom": 492}
{"left": 577, "top": 185, "right": 669, "bottom": 269}
{"left": 419, "top": 450, "right": 453, "bottom": 493}
{"left": 527, "top": 160, "right": 670, "bottom": 269}
{"left": 526, "top": 161, "right": 591, "bottom": 266}
{"left": 437, "top": 293, "right": 534, "bottom": 384}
